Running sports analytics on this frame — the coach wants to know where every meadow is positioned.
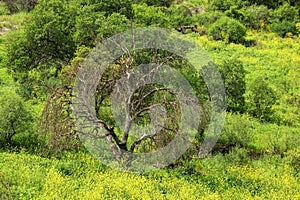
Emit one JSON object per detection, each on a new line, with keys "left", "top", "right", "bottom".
{"left": 0, "top": 0, "right": 299, "bottom": 199}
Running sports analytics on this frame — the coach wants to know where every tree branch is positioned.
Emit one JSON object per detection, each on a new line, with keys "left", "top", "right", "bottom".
{"left": 130, "top": 132, "right": 157, "bottom": 152}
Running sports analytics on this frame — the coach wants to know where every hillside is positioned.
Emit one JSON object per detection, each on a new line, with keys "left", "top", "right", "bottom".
{"left": 0, "top": 0, "right": 299, "bottom": 199}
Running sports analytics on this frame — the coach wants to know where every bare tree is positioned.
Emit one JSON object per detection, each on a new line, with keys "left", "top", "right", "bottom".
{"left": 40, "top": 29, "right": 211, "bottom": 168}
{"left": 72, "top": 50, "right": 198, "bottom": 164}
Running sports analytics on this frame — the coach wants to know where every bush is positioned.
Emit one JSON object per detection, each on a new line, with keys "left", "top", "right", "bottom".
{"left": 246, "top": 0, "right": 285, "bottom": 9}
{"left": 133, "top": 4, "right": 170, "bottom": 27}
{"left": 196, "top": 11, "right": 224, "bottom": 32}
{"left": 97, "top": 13, "right": 130, "bottom": 39}
{"left": 224, "top": 147, "right": 250, "bottom": 165}
{"left": 2, "top": 0, "right": 37, "bottom": 14}
{"left": 218, "top": 113, "right": 255, "bottom": 149}
{"left": 0, "top": 2, "right": 9, "bottom": 15}
{"left": 270, "top": 20, "right": 297, "bottom": 37}
{"left": 271, "top": 3, "right": 299, "bottom": 22}
{"left": 137, "top": 0, "right": 175, "bottom": 7}
{"left": 73, "top": 5, "right": 108, "bottom": 47}
{"left": 246, "top": 77, "right": 277, "bottom": 122}
{"left": 168, "top": 5, "right": 196, "bottom": 28}
{"left": 0, "top": 91, "right": 33, "bottom": 147}
{"left": 218, "top": 59, "right": 246, "bottom": 113}
{"left": 208, "top": 16, "right": 247, "bottom": 43}
{"left": 225, "top": 6, "right": 247, "bottom": 22}
{"left": 270, "top": 3, "right": 299, "bottom": 37}
{"left": 208, "top": 0, "right": 244, "bottom": 12}
{"left": 92, "top": 0, "right": 133, "bottom": 19}
{"left": 243, "top": 5, "right": 270, "bottom": 29}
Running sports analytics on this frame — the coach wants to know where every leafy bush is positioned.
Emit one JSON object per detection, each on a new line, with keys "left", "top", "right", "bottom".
{"left": 208, "top": 0, "right": 244, "bottom": 11}
{"left": 73, "top": 6, "right": 105, "bottom": 47}
{"left": 246, "top": 0, "right": 285, "bottom": 9}
{"left": 243, "top": 5, "right": 270, "bottom": 29}
{"left": 246, "top": 77, "right": 277, "bottom": 122}
{"left": 98, "top": 13, "right": 130, "bottom": 39}
{"left": 0, "top": 91, "right": 33, "bottom": 147}
{"left": 195, "top": 11, "right": 224, "bottom": 34}
{"left": 6, "top": 0, "right": 134, "bottom": 99}
{"left": 218, "top": 113, "right": 255, "bottom": 149}
{"left": 286, "top": 149, "right": 300, "bottom": 174}
{"left": 225, "top": 6, "right": 247, "bottom": 22}
{"left": 90, "top": 0, "right": 133, "bottom": 19}
{"left": 270, "top": 20, "right": 297, "bottom": 37}
{"left": 218, "top": 59, "right": 246, "bottom": 113}
{"left": 208, "top": 16, "right": 247, "bottom": 43}
{"left": 168, "top": 5, "right": 196, "bottom": 28}
{"left": 271, "top": 3, "right": 299, "bottom": 22}
{"left": 2, "top": 0, "right": 37, "bottom": 13}
{"left": 0, "top": 2, "right": 9, "bottom": 15}
{"left": 270, "top": 3, "right": 299, "bottom": 36}
{"left": 133, "top": 4, "right": 170, "bottom": 27}
{"left": 224, "top": 147, "right": 250, "bottom": 165}
{"left": 137, "top": 0, "right": 175, "bottom": 7}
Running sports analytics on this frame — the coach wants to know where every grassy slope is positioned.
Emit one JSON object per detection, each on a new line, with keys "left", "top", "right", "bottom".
{"left": 0, "top": 3, "right": 299, "bottom": 200}
{"left": 0, "top": 151, "right": 299, "bottom": 199}
{"left": 195, "top": 31, "right": 300, "bottom": 127}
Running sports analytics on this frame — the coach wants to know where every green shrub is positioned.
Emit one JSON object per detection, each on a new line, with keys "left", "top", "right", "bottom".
{"left": 73, "top": 6, "right": 105, "bottom": 47}
{"left": 2, "top": 0, "right": 37, "bottom": 14}
{"left": 91, "top": 0, "right": 133, "bottom": 19}
{"left": 137, "top": 0, "right": 175, "bottom": 7}
{"left": 271, "top": 3, "right": 299, "bottom": 22}
{"left": 208, "top": 16, "right": 247, "bottom": 43}
{"left": 246, "top": 0, "right": 285, "bottom": 9}
{"left": 6, "top": 0, "right": 133, "bottom": 99}
{"left": 0, "top": 91, "right": 33, "bottom": 147}
{"left": 270, "top": 20, "right": 297, "bottom": 37}
{"left": 97, "top": 13, "right": 130, "bottom": 39}
{"left": 218, "top": 113, "right": 255, "bottom": 149}
{"left": 246, "top": 77, "right": 277, "bottom": 122}
{"left": 133, "top": 4, "right": 170, "bottom": 27}
{"left": 168, "top": 5, "right": 196, "bottom": 28}
{"left": 286, "top": 149, "right": 300, "bottom": 174}
{"left": 218, "top": 59, "right": 246, "bottom": 113}
{"left": 225, "top": 6, "right": 247, "bottom": 22}
{"left": 243, "top": 5, "right": 270, "bottom": 29}
{"left": 208, "top": 0, "right": 244, "bottom": 11}
{"left": 0, "top": 2, "right": 9, "bottom": 15}
{"left": 196, "top": 11, "right": 224, "bottom": 34}
{"left": 224, "top": 147, "right": 251, "bottom": 165}
{"left": 269, "top": 3, "right": 299, "bottom": 37}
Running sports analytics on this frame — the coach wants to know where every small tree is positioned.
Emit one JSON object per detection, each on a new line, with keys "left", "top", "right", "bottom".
{"left": 247, "top": 77, "right": 277, "bottom": 122}
{"left": 0, "top": 91, "right": 32, "bottom": 146}
{"left": 219, "top": 59, "right": 246, "bottom": 113}
{"left": 208, "top": 16, "right": 247, "bottom": 44}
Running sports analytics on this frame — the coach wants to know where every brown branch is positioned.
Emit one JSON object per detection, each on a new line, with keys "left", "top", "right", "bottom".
{"left": 130, "top": 132, "right": 158, "bottom": 152}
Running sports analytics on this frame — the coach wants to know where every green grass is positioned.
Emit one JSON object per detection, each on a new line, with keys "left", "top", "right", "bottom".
{"left": 193, "top": 30, "right": 300, "bottom": 127}
{"left": 0, "top": 151, "right": 299, "bottom": 199}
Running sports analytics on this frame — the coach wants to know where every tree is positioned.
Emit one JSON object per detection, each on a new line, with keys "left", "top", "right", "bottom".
{"left": 247, "top": 77, "right": 277, "bottom": 122}
{"left": 39, "top": 27, "right": 215, "bottom": 169}
{"left": 219, "top": 59, "right": 246, "bottom": 113}
{"left": 208, "top": 16, "right": 247, "bottom": 44}
{"left": 6, "top": 0, "right": 134, "bottom": 99}
{"left": 0, "top": 91, "right": 33, "bottom": 147}
{"left": 6, "top": 0, "right": 78, "bottom": 99}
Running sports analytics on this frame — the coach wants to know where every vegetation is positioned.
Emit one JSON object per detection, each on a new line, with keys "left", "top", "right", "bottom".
{"left": 0, "top": 0, "right": 299, "bottom": 199}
